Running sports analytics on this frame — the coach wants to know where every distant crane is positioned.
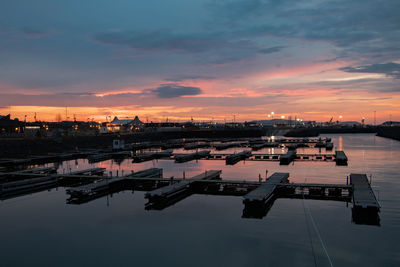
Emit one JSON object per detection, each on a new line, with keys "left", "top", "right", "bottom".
{"left": 329, "top": 117, "right": 333, "bottom": 125}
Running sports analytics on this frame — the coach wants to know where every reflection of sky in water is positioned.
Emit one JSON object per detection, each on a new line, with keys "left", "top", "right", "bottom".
{"left": 1, "top": 134, "right": 399, "bottom": 266}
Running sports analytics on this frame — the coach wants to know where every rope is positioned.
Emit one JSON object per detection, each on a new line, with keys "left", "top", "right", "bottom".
{"left": 302, "top": 191, "right": 318, "bottom": 267}
{"left": 302, "top": 186, "right": 334, "bottom": 267}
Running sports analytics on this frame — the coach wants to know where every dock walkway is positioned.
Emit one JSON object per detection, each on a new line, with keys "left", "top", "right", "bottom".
{"left": 66, "top": 168, "right": 162, "bottom": 198}
{"left": 243, "top": 173, "right": 289, "bottom": 206}
{"left": 145, "top": 170, "right": 221, "bottom": 203}
{"left": 335, "top": 151, "right": 348, "bottom": 165}
{"left": 350, "top": 174, "right": 380, "bottom": 211}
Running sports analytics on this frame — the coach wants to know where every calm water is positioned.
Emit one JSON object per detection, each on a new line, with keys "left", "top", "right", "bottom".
{"left": 1, "top": 134, "right": 399, "bottom": 267}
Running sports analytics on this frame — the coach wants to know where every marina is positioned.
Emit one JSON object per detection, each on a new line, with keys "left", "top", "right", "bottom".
{"left": 0, "top": 134, "right": 397, "bottom": 266}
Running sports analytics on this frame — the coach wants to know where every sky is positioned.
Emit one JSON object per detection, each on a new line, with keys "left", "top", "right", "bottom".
{"left": 0, "top": 0, "right": 399, "bottom": 123}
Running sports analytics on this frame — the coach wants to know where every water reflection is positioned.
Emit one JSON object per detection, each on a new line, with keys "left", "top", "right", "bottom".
{"left": 1, "top": 134, "right": 399, "bottom": 266}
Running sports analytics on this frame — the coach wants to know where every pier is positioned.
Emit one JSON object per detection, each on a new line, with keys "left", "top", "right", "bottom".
{"left": 335, "top": 150, "right": 348, "bottom": 165}
{"left": 174, "top": 150, "right": 211, "bottom": 163}
{"left": 0, "top": 176, "right": 58, "bottom": 198}
{"left": 350, "top": 174, "right": 380, "bottom": 210}
{"left": 69, "top": 168, "right": 106, "bottom": 176}
{"left": 280, "top": 151, "right": 296, "bottom": 165}
{"left": 0, "top": 164, "right": 380, "bottom": 225}
{"left": 0, "top": 167, "right": 107, "bottom": 199}
{"left": 225, "top": 150, "right": 252, "bottom": 165}
{"left": 133, "top": 151, "right": 173, "bottom": 163}
{"left": 66, "top": 168, "right": 163, "bottom": 201}
{"left": 145, "top": 170, "right": 222, "bottom": 209}
{"left": 6, "top": 166, "right": 58, "bottom": 175}
{"left": 184, "top": 142, "right": 211, "bottom": 150}
{"left": 350, "top": 174, "right": 380, "bottom": 225}
{"left": 215, "top": 142, "right": 245, "bottom": 150}
{"left": 243, "top": 172, "right": 289, "bottom": 210}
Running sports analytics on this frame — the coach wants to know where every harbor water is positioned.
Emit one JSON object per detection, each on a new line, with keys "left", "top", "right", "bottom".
{"left": 1, "top": 134, "right": 399, "bottom": 266}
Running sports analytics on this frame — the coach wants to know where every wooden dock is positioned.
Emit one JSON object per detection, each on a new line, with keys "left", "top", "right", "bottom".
{"left": 174, "top": 150, "right": 211, "bottom": 163}
{"left": 184, "top": 142, "right": 211, "bottom": 150}
{"left": 225, "top": 150, "right": 252, "bottom": 165}
{"left": 335, "top": 151, "right": 348, "bottom": 165}
{"left": 350, "top": 174, "right": 380, "bottom": 225}
{"left": 69, "top": 168, "right": 106, "bottom": 175}
{"left": 66, "top": 168, "right": 163, "bottom": 200}
{"left": 243, "top": 173, "right": 289, "bottom": 208}
{"left": 19, "top": 166, "right": 58, "bottom": 174}
{"left": 145, "top": 170, "right": 221, "bottom": 209}
{"left": 132, "top": 151, "right": 173, "bottom": 163}
{"left": 350, "top": 174, "right": 380, "bottom": 211}
{"left": 280, "top": 151, "right": 296, "bottom": 165}
{"left": 0, "top": 176, "right": 58, "bottom": 197}
{"left": 215, "top": 142, "right": 245, "bottom": 150}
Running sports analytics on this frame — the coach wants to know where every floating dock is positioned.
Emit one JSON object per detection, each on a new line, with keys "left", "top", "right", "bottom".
{"left": 69, "top": 168, "right": 106, "bottom": 176}
{"left": 0, "top": 176, "right": 58, "bottom": 197}
{"left": 145, "top": 170, "right": 221, "bottom": 209}
{"left": 184, "top": 143, "right": 210, "bottom": 150}
{"left": 174, "top": 150, "right": 211, "bottom": 163}
{"left": 326, "top": 142, "right": 334, "bottom": 150}
{"left": 66, "top": 168, "right": 163, "bottom": 200}
{"left": 280, "top": 151, "right": 296, "bottom": 165}
{"left": 350, "top": 174, "right": 380, "bottom": 211}
{"left": 225, "top": 150, "right": 252, "bottom": 165}
{"left": 3, "top": 166, "right": 58, "bottom": 176}
{"left": 243, "top": 173, "right": 289, "bottom": 209}
{"left": 215, "top": 142, "right": 244, "bottom": 150}
{"left": 350, "top": 174, "right": 380, "bottom": 225}
{"left": 335, "top": 151, "right": 348, "bottom": 165}
{"left": 133, "top": 151, "right": 173, "bottom": 163}
{"left": 251, "top": 142, "right": 279, "bottom": 150}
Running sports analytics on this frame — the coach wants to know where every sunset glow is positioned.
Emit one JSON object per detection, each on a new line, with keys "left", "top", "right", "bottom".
{"left": 0, "top": 0, "right": 399, "bottom": 124}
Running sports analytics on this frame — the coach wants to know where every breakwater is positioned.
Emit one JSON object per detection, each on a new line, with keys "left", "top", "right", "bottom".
{"left": 284, "top": 127, "right": 377, "bottom": 137}
{"left": 376, "top": 126, "right": 400, "bottom": 141}
{"left": 0, "top": 128, "right": 266, "bottom": 157}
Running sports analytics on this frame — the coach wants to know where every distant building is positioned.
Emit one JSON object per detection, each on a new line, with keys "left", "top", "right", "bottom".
{"left": 340, "top": 121, "right": 361, "bottom": 127}
{"left": 381, "top": 121, "right": 400, "bottom": 127}
{"left": 0, "top": 114, "right": 24, "bottom": 135}
{"left": 100, "top": 116, "right": 144, "bottom": 134}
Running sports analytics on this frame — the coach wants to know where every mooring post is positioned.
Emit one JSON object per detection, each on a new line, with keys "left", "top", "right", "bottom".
{"left": 183, "top": 171, "right": 185, "bottom": 179}
{"left": 259, "top": 174, "right": 261, "bottom": 182}
{"left": 116, "top": 170, "right": 119, "bottom": 177}
{"left": 265, "top": 170, "right": 268, "bottom": 179}
{"left": 346, "top": 176, "right": 348, "bottom": 185}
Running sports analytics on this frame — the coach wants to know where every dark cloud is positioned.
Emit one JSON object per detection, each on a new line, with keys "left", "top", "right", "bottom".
{"left": 93, "top": 29, "right": 266, "bottom": 64}
{"left": 258, "top": 46, "right": 285, "bottom": 54}
{"left": 20, "top": 27, "right": 48, "bottom": 38}
{"left": 93, "top": 30, "right": 241, "bottom": 53}
{"left": 207, "top": 0, "right": 400, "bottom": 61}
{"left": 149, "top": 84, "right": 202, "bottom": 98}
{"left": 334, "top": 97, "right": 392, "bottom": 102}
{"left": 340, "top": 63, "right": 400, "bottom": 79}
{"left": 165, "top": 75, "right": 216, "bottom": 82}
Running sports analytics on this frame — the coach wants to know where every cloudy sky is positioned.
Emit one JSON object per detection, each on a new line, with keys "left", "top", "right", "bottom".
{"left": 1, "top": 0, "right": 399, "bottom": 123}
